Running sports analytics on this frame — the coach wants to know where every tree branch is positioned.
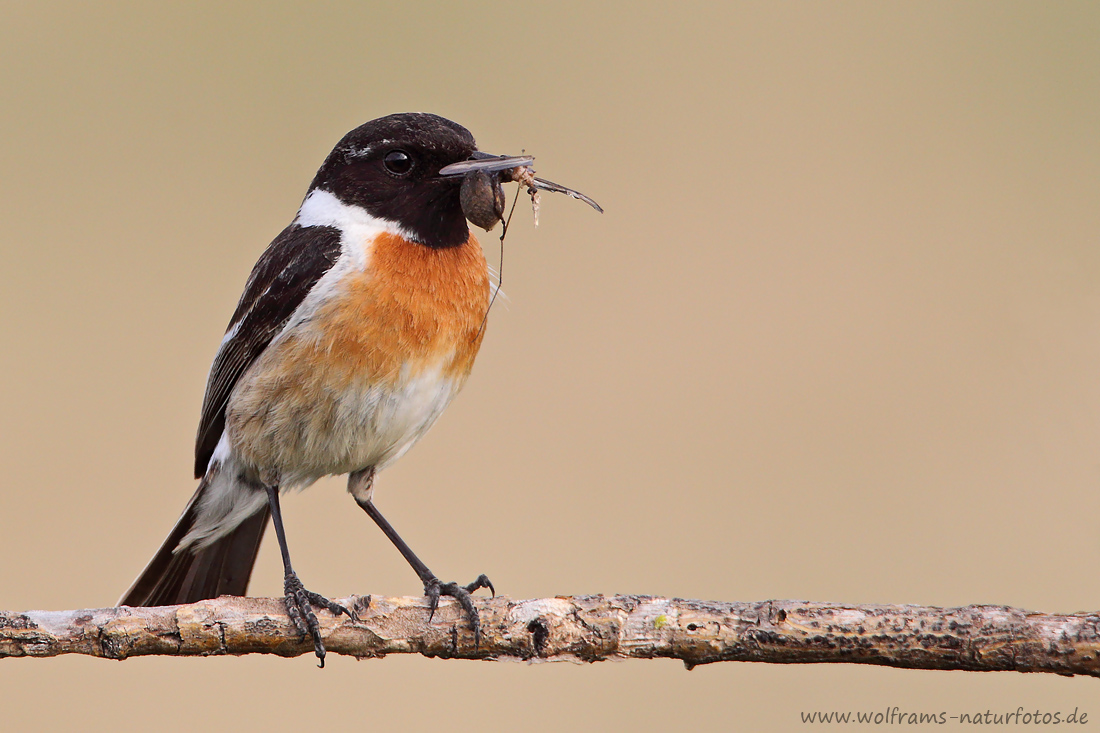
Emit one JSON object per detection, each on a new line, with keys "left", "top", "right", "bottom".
{"left": 2, "top": 595, "right": 1098, "bottom": 676}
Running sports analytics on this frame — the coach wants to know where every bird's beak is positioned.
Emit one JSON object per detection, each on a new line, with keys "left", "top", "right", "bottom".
{"left": 439, "top": 153, "right": 518, "bottom": 231}
{"left": 438, "top": 153, "right": 535, "bottom": 177}
{"left": 437, "top": 150, "right": 532, "bottom": 174}
{"left": 440, "top": 151, "right": 604, "bottom": 220}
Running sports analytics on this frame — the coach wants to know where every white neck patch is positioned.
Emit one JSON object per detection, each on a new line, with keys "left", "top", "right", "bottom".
{"left": 296, "top": 188, "right": 412, "bottom": 244}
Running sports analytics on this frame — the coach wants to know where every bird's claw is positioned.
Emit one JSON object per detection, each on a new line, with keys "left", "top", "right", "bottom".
{"left": 283, "top": 571, "right": 356, "bottom": 668}
{"left": 423, "top": 573, "right": 495, "bottom": 646}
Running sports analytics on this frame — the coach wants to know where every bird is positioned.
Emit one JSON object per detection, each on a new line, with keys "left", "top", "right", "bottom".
{"left": 118, "top": 112, "right": 600, "bottom": 666}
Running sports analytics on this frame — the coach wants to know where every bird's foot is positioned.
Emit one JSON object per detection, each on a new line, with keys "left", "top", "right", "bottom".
{"left": 283, "top": 570, "right": 357, "bottom": 668}
{"left": 424, "top": 573, "right": 495, "bottom": 645}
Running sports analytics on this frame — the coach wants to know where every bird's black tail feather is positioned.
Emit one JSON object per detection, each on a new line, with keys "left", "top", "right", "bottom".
{"left": 118, "top": 479, "right": 270, "bottom": 607}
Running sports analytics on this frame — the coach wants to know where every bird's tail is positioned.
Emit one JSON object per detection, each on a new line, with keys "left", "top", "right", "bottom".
{"left": 118, "top": 476, "right": 270, "bottom": 607}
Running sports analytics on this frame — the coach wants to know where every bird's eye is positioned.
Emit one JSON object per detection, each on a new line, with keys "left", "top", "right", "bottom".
{"left": 383, "top": 150, "right": 413, "bottom": 175}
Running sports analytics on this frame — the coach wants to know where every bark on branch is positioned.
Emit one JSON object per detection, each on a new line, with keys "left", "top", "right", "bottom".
{"left": 2, "top": 595, "right": 1099, "bottom": 676}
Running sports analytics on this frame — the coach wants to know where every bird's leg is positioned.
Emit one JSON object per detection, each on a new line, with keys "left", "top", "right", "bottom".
{"left": 348, "top": 468, "right": 494, "bottom": 644}
{"left": 264, "top": 484, "right": 355, "bottom": 667}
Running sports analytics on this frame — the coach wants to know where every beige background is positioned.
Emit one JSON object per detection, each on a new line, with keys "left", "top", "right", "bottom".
{"left": 2, "top": 1, "right": 1099, "bottom": 729}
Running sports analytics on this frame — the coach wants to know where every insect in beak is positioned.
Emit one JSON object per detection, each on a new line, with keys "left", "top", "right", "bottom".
{"left": 439, "top": 152, "right": 603, "bottom": 231}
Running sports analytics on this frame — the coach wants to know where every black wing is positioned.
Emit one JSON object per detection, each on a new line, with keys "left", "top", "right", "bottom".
{"left": 193, "top": 223, "right": 343, "bottom": 477}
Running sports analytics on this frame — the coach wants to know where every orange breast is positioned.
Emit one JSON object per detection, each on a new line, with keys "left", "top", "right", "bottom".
{"left": 313, "top": 229, "right": 490, "bottom": 384}
{"left": 225, "top": 230, "right": 491, "bottom": 482}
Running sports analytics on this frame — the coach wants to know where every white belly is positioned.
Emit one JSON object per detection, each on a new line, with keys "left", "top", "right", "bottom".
{"left": 225, "top": 355, "right": 463, "bottom": 489}
{"left": 306, "top": 363, "right": 462, "bottom": 478}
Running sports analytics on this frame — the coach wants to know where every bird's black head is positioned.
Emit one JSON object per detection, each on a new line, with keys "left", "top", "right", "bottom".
{"left": 310, "top": 113, "right": 478, "bottom": 248}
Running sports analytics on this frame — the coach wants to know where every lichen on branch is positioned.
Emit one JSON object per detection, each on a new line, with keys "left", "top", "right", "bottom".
{"left": 2, "top": 594, "right": 1098, "bottom": 677}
